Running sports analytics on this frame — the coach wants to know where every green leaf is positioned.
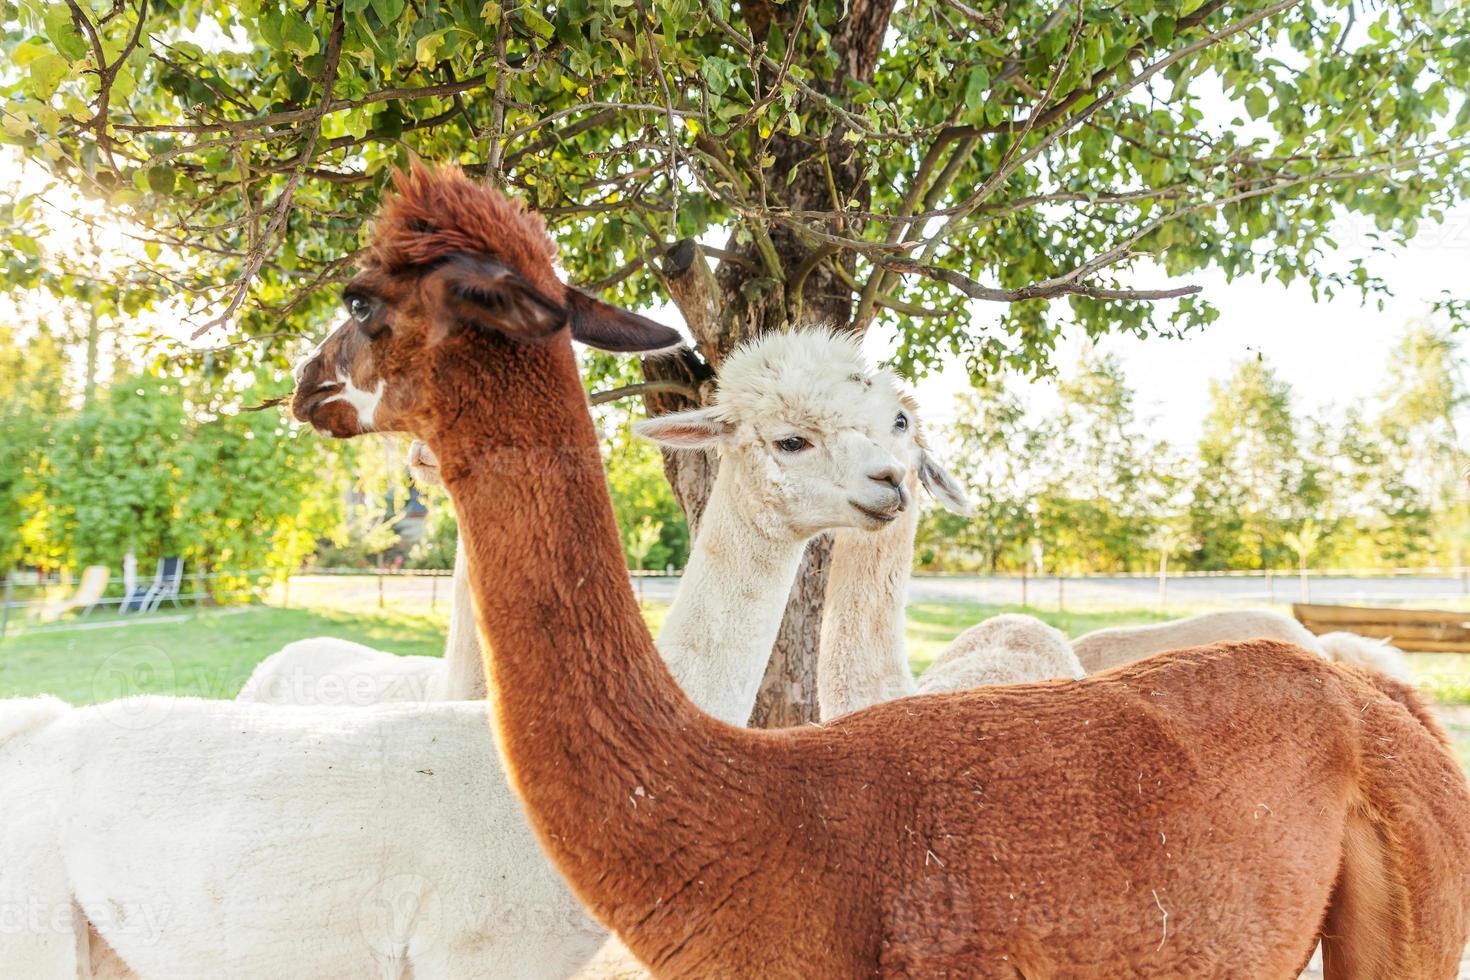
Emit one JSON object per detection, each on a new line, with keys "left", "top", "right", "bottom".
{"left": 9, "top": 41, "right": 51, "bottom": 67}
{"left": 44, "top": 5, "right": 91, "bottom": 62}
{"left": 964, "top": 66, "right": 990, "bottom": 114}
{"left": 1244, "top": 88, "right": 1269, "bottom": 120}
{"left": 146, "top": 166, "right": 176, "bottom": 194}
{"left": 1152, "top": 16, "right": 1175, "bottom": 47}
{"left": 372, "top": 103, "right": 404, "bottom": 138}
{"left": 27, "top": 53, "right": 70, "bottom": 100}
{"left": 111, "top": 65, "right": 136, "bottom": 101}
{"left": 281, "top": 15, "right": 320, "bottom": 56}
{"left": 521, "top": 8, "right": 555, "bottom": 39}
{"left": 415, "top": 29, "right": 446, "bottom": 65}
{"left": 370, "top": 0, "right": 405, "bottom": 24}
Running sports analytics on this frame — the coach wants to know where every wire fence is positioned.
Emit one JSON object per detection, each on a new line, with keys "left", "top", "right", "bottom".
{"left": 7, "top": 563, "right": 1470, "bottom": 640}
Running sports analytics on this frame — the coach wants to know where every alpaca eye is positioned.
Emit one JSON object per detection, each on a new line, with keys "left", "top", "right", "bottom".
{"left": 775, "top": 436, "right": 810, "bottom": 454}
{"left": 345, "top": 294, "right": 376, "bottom": 323}
{"left": 894, "top": 413, "right": 908, "bottom": 432}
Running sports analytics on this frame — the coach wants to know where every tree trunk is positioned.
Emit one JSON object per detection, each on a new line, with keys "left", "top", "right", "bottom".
{"left": 83, "top": 305, "right": 100, "bottom": 408}
{"left": 640, "top": 0, "right": 898, "bottom": 727}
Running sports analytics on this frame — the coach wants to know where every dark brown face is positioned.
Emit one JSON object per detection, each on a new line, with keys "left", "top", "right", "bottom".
{"left": 291, "top": 267, "right": 437, "bottom": 438}
{"left": 290, "top": 252, "right": 684, "bottom": 440}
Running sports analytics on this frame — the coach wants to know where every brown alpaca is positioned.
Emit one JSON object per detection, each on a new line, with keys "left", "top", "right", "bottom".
{"left": 293, "top": 163, "right": 1470, "bottom": 979}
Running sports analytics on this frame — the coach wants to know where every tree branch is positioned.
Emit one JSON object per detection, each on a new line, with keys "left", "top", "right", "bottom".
{"left": 113, "top": 74, "right": 489, "bottom": 135}
{"left": 879, "top": 260, "right": 1201, "bottom": 304}
{"left": 588, "top": 380, "right": 699, "bottom": 406}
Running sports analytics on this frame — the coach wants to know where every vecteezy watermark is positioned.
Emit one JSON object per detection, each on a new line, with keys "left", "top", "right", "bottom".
{"left": 90, "top": 644, "right": 178, "bottom": 730}
{"left": 247, "top": 667, "right": 437, "bottom": 706}
{"left": 0, "top": 898, "right": 171, "bottom": 948}
{"left": 1329, "top": 209, "right": 1470, "bottom": 253}
{"left": 354, "top": 872, "right": 604, "bottom": 968}
{"left": 357, "top": 873, "right": 444, "bottom": 967}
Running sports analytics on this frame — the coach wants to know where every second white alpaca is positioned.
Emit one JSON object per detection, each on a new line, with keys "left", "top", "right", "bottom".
{"left": 817, "top": 398, "right": 1082, "bottom": 721}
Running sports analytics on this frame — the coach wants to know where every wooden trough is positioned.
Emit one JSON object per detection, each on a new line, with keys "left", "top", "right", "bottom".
{"left": 1293, "top": 602, "right": 1470, "bottom": 653}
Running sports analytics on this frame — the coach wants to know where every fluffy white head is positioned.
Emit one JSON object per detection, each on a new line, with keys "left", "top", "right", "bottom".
{"left": 637, "top": 330, "right": 967, "bottom": 536}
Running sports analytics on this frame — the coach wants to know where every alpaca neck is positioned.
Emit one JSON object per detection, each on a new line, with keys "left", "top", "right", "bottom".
{"left": 817, "top": 483, "right": 919, "bottom": 719}
{"left": 430, "top": 334, "right": 724, "bottom": 918}
{"left": 440, "top": 535, "right": 487, "bottom": 699}
{"left": 656, "top": 466, "right": 807, "bottom": 725}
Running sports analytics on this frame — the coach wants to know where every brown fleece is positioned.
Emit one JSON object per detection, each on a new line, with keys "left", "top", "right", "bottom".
{"left": 294, "top": 165, "right": 1470, "bottom": 979}
{"left": 368, "top": 160, "right": 564, "bottom": 300}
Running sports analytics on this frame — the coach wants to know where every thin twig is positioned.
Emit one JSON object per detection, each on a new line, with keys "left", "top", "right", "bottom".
{"left": 588, "top": 380, "right": 698, "bottom": 405}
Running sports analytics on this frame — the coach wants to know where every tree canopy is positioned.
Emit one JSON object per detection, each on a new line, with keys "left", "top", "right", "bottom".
{"left": 1, "top": 0, "right": 1466, "bottom": 382}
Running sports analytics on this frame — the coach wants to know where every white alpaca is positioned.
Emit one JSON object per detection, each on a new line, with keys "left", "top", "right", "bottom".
{"left": 0, "top": 331, "right": 923, "bottom": 980}
{"left": 1071, "top": 608, "right": 1413, "bottom": 681}
{"left": 816, "top": 401, "right": 1082, "bottom": 721}
{"left": 919, "top": 614, "right": 1083, "bottom": 691}
{"left": 239, "top": 442, "right": 483, "bottom": 705}
{"left": 0, "top": 697, "right": 81, "bottom": 977}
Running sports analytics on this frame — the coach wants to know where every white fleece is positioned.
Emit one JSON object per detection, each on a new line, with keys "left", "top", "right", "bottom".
{"left": 1071, "top": 608, "right": 1412, "bottom": 681}
{"left": 0, "top": 699, "right": 600, "bottom": 980}
{"left": 919, "top": 614, "right": 1083, "bottom": 692}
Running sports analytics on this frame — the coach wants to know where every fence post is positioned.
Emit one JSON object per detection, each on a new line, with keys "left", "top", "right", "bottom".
{"left": 378, "top": 573, "right": 385, "bottom": 610}
{"left": 1266, "top": 568, "right": 1274, "bottom": 604}
{"left": 1056, "top": 574, "right": 1064, "bottom": 612}
{"left": 1020, "top": 570, "right": 1028, "bottom": 609}
{"left": 431, "top": 574, "right": 438, "bottom": 612}
{"left": 0, "top": 571, "right": 12, "bottom": 641}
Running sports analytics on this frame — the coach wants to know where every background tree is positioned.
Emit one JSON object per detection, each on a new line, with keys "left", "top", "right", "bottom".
{"left": 1376, "top": 322, "right": 1469, "bottom": 565}
{"left": 917, "top": 378, "right": 1047, "bottom": 571}
{"left": 1186, "top": 357, "right": 1305, "bottom": 568}
{"left": 41, "top": 373, "right": 186, "bottom": 568}
{"left": 1038, "top": 352, "right": 1166, "bottom": 571}
{"left": 0, "top": 321, "right": 68, "bottom": 568}
{"left": 5, "top": 0, "right": 1469, "bottom": 720}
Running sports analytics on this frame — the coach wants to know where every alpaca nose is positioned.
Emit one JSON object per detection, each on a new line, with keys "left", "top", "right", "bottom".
{"left": 868, "top": 465, "right": 903, "bottom": 490}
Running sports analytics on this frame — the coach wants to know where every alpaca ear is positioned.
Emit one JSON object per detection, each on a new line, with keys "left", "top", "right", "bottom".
{"left": 567, "top": 290, "right": 684, "bottom": 353}
{"left": 919, "top": 451, "right": 973, "bottom": 517}
{"left": 437, "top": 254, "right": 566, "bottom": 340}
{"left": 633, "top": 407, "right": 729, "bottom": 449}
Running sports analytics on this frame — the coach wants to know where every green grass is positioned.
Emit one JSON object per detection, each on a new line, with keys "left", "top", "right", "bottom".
{"left": 0, "top": 605, "right": 448, "bottom": 703}
{"left": 1409, "top": 654, "right": 1470, "bottom": 706}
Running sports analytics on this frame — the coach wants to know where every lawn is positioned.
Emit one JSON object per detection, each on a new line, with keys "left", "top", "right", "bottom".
{"left": 0, "top": 605, "right": 447, "bottom": 703}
